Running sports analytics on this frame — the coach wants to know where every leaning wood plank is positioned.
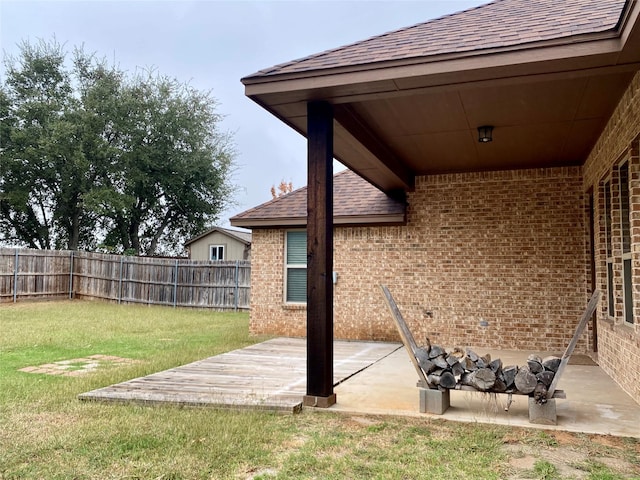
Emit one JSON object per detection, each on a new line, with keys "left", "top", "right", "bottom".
{"left": 380, "top": 285, "right": 432, "bottom": 388}
{"left": 547, "top": 290, "right": 601, "bottom": 399}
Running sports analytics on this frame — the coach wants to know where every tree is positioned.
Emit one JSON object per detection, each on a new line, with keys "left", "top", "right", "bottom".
{"left": 0, "top": 40, "right": 83, "bottom": 249}
{"left": 0, "top": 39, "right": 236, "bottom": 255}
{"left": 270, "top": 179, "right": 293, "bottom": 199}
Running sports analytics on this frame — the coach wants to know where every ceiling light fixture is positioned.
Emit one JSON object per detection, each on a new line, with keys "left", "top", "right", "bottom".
{"left": 478, "top": 125, "right": 494, "bottom": 143}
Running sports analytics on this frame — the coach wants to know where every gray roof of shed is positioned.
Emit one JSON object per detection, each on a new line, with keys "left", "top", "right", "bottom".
{"left": 185, "top": 226, "right": 252, "bottom": 246}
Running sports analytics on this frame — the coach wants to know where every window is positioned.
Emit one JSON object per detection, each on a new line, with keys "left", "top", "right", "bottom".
{"left": 604, "top": 180, "right": 615, "bottom": 318}
{"left": 285, "top": 230, "right": 306, "bottom": 303}
{"left": 209, "top": 245, "right": 225, "bottom": 261}
{"left": 619, "top": 162, "right": 634, "bottom": 325}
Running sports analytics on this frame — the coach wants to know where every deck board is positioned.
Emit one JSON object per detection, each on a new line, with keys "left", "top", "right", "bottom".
{"left": 78, "top": 338, "right": 400, "bottom": 413}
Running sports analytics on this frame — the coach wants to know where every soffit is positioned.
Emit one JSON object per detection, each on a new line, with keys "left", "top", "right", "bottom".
{"left": 242, "top": 0, "right": 640, "bottom": 193}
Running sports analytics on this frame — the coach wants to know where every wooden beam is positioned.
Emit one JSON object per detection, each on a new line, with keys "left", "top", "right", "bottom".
{"left": 546, "top": 290, "right": 601, "bottom": 399}
{"left": 380, "top": 285, "right": 432, "bottom": 388}
{"left": 334, "top": 104, "right": 415, "bottom": 192}
{"left": 303, "top": 101, "right": 336, "bottom": 408}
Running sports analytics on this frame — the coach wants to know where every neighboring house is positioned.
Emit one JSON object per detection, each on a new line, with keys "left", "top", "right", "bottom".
{"left": 184, "top": 227, "right": 251, "bottom": 261}
{"left": 234, "top": 0, "right": 640, "bottom": 405}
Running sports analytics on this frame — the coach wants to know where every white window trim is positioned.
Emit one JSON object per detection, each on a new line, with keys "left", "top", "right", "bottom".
{"left": 284, "top": 230, "right": 306, "bottom": 304}
{"left": 209, "top": 244, "right": 225, "bottom": 261}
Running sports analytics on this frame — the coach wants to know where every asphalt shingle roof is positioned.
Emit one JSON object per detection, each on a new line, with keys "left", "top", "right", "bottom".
{"left": 230, "top": 170, "right": 406, "bottom": 226}
{"left": 249, "top": 0, "right": 626, "bottom": 78}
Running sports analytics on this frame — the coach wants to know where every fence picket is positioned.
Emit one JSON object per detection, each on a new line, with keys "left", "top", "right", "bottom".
{"left": 0, "top": 248, "right": 250, "bottom": 310}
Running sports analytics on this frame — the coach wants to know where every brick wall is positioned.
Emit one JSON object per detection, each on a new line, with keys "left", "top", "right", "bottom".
{"left": 249, "top": 71, "right": 640, "bottom": 406}
{"left": 583, "top": 71, "right": 640, "bottom": 403}
{"left": 250, "top": 166, "right": 589, "bottom": 353}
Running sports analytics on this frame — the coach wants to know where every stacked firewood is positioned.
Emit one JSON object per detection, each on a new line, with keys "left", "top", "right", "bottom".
{"left": 415, "top": 339, "right": 561, "bottom": 404}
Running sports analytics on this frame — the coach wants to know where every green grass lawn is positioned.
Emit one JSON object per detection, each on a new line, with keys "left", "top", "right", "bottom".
{"left": 1, "top": 301, "right": 638, "bottom": 479}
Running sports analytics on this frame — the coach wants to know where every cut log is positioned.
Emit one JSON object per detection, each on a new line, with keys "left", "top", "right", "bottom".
{"left": 527, "top": 358, "right": 543, "bottom": 374}
{"left": 536, "top": 370, "right": 555, "bottom": 387}
{"left": 439, "top": 371, "right": 457, "bottom": 389}
{"left": 481, "top": 353, "right": 492, "bottom": 364}
{"left": 488, "top": 358, "right": 503, "bottom": 373}
{"left": 514, "top": 367, "right": 538, "bottom": 394}
{"left": 527, "top": 354, "right": 543, "bottom": 364}
{"left": 433, "top": 355, "right": 449, "bottom": 369}
{"left": 418, "top": 358, "right": 436, "bottom": 374}
{"left": 542, "top": 356, "right": 561, "bottom": 373}
{"left": 428, "top": 344, "right": 446, "bottom": 359}
{"left": 469, "top": 368, "right": 496, "bottom": 391}
{"left": 449, "top": 346, "right": 465, "bottom": 358}
{"left": 446, "top": 354, "right": 459, "bottom": 367}
{"left": 493, "top": 378, "right": 508, "bottom": 393}
{"left": 415, "top": 347, "right": 429, "bottom": 364}
{"left": 460, "top": 372, "right": 474, "bottom": 387}
{"left": 503, "top": 365, "right": 518, "bottom": 387}
{"left": 451, "top": 361, "right": 465, "bottom": 376}
{"left": 466, "top": 348, "right": 480, "bottom": 362}
{"left": 427, "top": 373, "right": 441, "bottom": 386}
{"left": 462, "top": 357, "right": 478, "bottom": 371}
{"left": 533, "top": 382, "right": 548, "bottom": 404}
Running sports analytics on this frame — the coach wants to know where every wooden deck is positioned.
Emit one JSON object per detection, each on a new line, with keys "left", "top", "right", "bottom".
{"left": 78, "top": 338, "right": 400, "bottom": 413}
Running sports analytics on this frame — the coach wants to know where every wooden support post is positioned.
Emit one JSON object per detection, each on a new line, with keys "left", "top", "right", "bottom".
{"left": 303, "top": 101, "right": 336, "bottom": 408}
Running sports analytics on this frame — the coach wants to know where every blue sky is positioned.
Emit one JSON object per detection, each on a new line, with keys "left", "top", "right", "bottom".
{"left": 1, "top": 0, "right": 486, "bottom": 226}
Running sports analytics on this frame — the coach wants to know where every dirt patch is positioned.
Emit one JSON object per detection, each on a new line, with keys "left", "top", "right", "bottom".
{"left": 19, "top": 355, "right": 138, "bottom": 376}
{"left": 502, "top": 434, "right": 640, "bottom": 480}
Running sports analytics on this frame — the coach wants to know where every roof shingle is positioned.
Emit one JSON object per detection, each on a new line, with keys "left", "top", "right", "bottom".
{"left": 230, "top": 170, "right": 406, "bottom": 227}
{"left": 247, "top": 0, "right": 626, "bottom": 78}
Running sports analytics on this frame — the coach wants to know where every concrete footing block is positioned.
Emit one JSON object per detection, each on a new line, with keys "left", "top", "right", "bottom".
{"left": 528, "top": 398, "right": 557, "bottom": 425}
{"left": 419, "top": 388, "right": 450, "bottom": 414}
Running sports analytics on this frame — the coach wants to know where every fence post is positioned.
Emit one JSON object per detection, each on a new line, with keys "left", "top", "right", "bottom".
{"left": 118, "top": 255, "right": 124, "bottom": 304}
{"left": 68, "top": 251, "right": 74, "bottom": 299}
{"left": 234, "top": 260, "right": 239, "bottom": 311}
{"left": 13, "top": 248, "right": 19, "bottom": 303}
{"left": 173, "top": 259, "right": 179, "bottom": 308}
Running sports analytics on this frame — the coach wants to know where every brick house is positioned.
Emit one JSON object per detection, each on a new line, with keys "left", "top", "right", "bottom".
{"left": 233, "top": 0, "right": 640, "bottom": 405}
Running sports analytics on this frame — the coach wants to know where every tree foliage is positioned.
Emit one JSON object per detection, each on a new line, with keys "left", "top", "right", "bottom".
{"left": 0, "top": 39, "right": 236, "bottom": 255}
{"left": 270, "top": 180, "right": 293, "bottom": 199}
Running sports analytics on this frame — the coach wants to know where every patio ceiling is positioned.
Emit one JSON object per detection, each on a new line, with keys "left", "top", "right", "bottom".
{"left": 242, "top": 0, "right": 640, "bottom": 194}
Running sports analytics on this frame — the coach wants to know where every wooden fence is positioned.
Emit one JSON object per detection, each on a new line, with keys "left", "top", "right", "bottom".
{"left": 0, "top": 248, "right": 251, "bottom": 310}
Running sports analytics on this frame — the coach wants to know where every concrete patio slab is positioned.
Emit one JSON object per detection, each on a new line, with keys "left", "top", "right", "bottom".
{"left": 331, "top": 347, "right": 640, "bottom": 438}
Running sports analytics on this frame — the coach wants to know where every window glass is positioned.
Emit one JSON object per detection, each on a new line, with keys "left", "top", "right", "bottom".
{"left": 608, "top": 262, "right": 615, "bottom": 318}
{"left": 286, "top": 231, "right": 307, "bottom": 303}
{"left": 604, "top": 181, "right": 612, "bottom": 258}
{"left": 620, "top": 162, "right": 631, "bottom": 254}
{"left": 287, "top": 268, "right": 307, "bottom": 303}
{"left": 624, "top": 258, "right": 633, "bottom": 324}
{"left": 287, "top": 231, "right": 306, "bottom": 264}
{"left": 210, "top": 245, "right": 224, "bottom": 261}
